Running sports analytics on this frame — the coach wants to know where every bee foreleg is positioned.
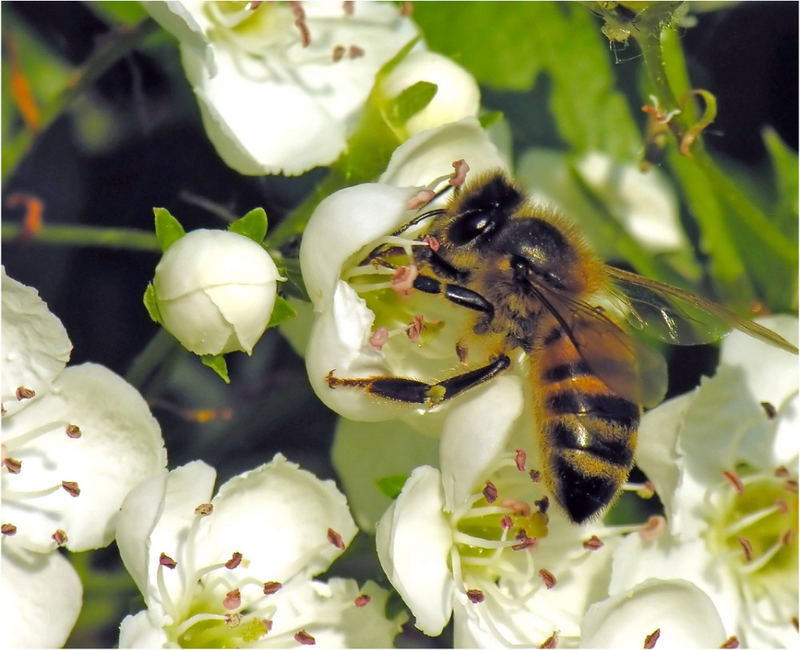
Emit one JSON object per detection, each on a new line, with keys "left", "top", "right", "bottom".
{"left": 412, "top": 275, "right": 494, "bottom": 315}
{"left": 326, "top": 354, "right": 510, "bottom": 406}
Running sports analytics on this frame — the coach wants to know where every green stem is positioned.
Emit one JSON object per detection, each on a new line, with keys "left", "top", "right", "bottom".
{"left": 632, "top": 3, "right": 684, "bottom": 114}
{"left": 2, "top": 223, "right": 160, "bottom": 251}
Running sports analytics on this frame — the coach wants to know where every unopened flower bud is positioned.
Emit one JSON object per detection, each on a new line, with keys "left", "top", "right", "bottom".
{"left": 152, "top": 230, "right": 279, "bottom": 355}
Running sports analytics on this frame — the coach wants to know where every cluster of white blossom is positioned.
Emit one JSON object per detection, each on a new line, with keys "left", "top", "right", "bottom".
{"left": 6, "top": 2, "right": 797, "bottom": 648}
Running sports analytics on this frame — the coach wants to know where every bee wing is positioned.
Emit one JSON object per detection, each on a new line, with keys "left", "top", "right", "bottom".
{"left": 543, "top": 291, "right": 669, "bottom": 408}
{"left": 605, "top": 266, "right": 798, "bottom": 354}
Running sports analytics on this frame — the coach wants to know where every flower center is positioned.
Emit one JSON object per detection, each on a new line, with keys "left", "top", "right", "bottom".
{"left": 709, "top": 465, "right": 798, "bottom": 584}
{"left": 159, "top": 552, "right": 288, "bottom": 648}
{"left": 448, "top": 453, "right": 551, "bottom": 590}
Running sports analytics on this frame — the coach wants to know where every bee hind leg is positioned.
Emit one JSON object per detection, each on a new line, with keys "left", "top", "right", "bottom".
{"left": 327, "top": 354, "right": 510, "bottom": 406}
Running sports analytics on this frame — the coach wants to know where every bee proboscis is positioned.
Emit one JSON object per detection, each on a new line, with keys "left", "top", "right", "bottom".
{"left": 327, "top": 171, "right": 798, "bottom": 522}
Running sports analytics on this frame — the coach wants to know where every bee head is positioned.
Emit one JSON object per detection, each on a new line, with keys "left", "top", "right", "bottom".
{"left": 441, "top": 173, "right": 523, "bottom": 249}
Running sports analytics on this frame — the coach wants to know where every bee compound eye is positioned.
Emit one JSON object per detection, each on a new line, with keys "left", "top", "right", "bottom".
{"left": 449, "top": 210, "right": 496, "bottom": 245}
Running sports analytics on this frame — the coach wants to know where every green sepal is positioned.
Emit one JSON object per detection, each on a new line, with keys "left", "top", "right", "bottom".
{"left": 386, "top": 80, "right": 437, "bottom": 129}
{"left": 142, "top": 283, "right": 162, "bottom": 324}
{"left": 229, "top": 207, "right": 268, "bottom": 244}
{"left": 153, "top": 207, "right": 185, "bottom": 252}
{"left": 376, "top": 474, "right": 409, "bottom": 500}
{"left": 267, "top": 295, "right": 297, "bottom": 329}
{"left": 201, "top": 354, "right": 230, "bottom": 384}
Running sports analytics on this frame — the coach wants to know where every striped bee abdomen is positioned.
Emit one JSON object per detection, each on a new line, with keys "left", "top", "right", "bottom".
{"left": 534, "top": 322, "right": 641, "bottom": 523}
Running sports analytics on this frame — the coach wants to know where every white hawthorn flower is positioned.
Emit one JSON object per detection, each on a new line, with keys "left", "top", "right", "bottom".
{"left": 1, "top": 268, "right": 167, "bottom": 648}
{"left": 300, "top": 117, "right": 509, "bottom": 423}
{"left": 374, "top": 393, "right": 620, "bottom": 647}
{"left": 151, "top": 229, "right": 280, "bottom": 355}
{"left": 117, "top": 455, "right": 404, "bottom": 648}
{"left": 145, "top": 1, "right": 419, "bottom": 175}
{"left": 610, "top": 315, "right": 799, "bottom": 648}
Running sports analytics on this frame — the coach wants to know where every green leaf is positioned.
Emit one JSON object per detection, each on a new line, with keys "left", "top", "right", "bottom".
{"left": 153, "top": 207, "right": 185, "bottom": 252}
{"left": 267, "top": 295, "right": 297, "bottom": 329}
{"left": 229, "top": 207, "right": 268, "bottom": 244}
{"left": 142, "top": 284, "right": 162, "bottom": 324}
{"left": 375, "top": 475, "right": 408, "bottom": 500}
{"left": 414, "top": 3, "right": 639, "bottom": 157}
{"left": 412, "top": 2, "right": 541, "bottom": 90}
{"left": 201, "top": 355, "right": 230, "bottom": 384}
{"left": 86, "top": 1, "right": 149, "bottom": 25}
{"left": 386, "top": 80, "right": 437, "bottom": 129}
{"left": 763, "top": 127, "right": 799, "bottom": 241}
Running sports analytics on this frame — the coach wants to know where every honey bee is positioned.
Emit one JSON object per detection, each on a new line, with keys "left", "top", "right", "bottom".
{"left": 327, "top": 170, "right": 798, "bottom": 523}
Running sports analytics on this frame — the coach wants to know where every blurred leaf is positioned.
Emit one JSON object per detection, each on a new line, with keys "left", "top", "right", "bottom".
{"left": 201, "top": 354, "right": 230, "bottom": 384}
{"left": 229, "top": 207, "right": 268, "bottom": 243}
{"left": 267, "top": 295, "right": 297, "bottom": 329}
{"left": 142, "top": 284, "right": 161, "bottom": 324}
{"left": 763, "top": 127, "right": 799, "bottom": 241}
{"left": 666, "top": 149, "right": 754, "bottom": 310}
{"left": 412, "top": 2, "right": 541, "bottom": 90}
{"left": 153, "top": 207, "right": 185, "bottom": 252}
{"left": 86, "top": 1, "right": 150, "bottom": 26}
{"left": 376, "top": 474, "right": 408, "bottom": 500}
{"left": 416, "top": 3, "right": 639, "bottom": 157}
{"left": 386, "top": 80, "right": 437, "bottom": 129}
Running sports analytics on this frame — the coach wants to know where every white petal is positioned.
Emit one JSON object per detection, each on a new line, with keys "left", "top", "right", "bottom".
{"left": 439, "top": 374, "right": 524, "bottom": 510}
{"left": 118, "top": 610, "right": 169, "bottom": 649}
{"left": 323, "top": 578, "right": 406, "bottom": 648}
{"left": 635, "top": 391, "right": 695, "bottom": 525}
{"left": 1, "top": 268, "right": 71, "bottom": 407}
{"left": 581, "top": 578, "right": 728, "bottom": 648}
{"left": 268, "top": 577, "right": 404, "bottom": 648}
{"left": 1, "top": 547, "right": 82, "bottom": 649}
{"left": 607, "top": 533, "right": 741, "bottom": 637}
{"left": 154, "top": 230, "right": 280, "bottom": 299}
{"left": 331, "top": 416, "right": 438, "bottom": 532}
{"left": 300, "top": 184, "right": 418, "bottom": 310}
{"left": 375, "top": 465, "right": 454, "bottom": 635}
{"left": 116, "top": 469, "right": 169, "bottom": 600}
{"left": 379, "top": 51, "right": 480, "bottom": 137}
{"left": 3, "top": 363, "right": 166, "bottom": 553}
{"left": 191, "top": 454, "right": 357, "bottom": 584}
{"left": 718, "top": 314, "right": 798, "bottom": 408}
{"left": 182, "top": 42, "right": 346, "bottom": 176}
{"left": 305, "top": 282, "right": 414, "bottom": 421}
{"left": 118, "top": 464, "right": 217, "bottom": 613}
{"left": 380, "top": 117, "right": 509, "bottom": 189}
{"left": 136, "top": 461, "right": 217, "bottom": 613}
{"left": 143, "top": 1, "right": 214, "bottom": 74}
{"left": 297, "top": 3, "right": 420, "bottom": 122}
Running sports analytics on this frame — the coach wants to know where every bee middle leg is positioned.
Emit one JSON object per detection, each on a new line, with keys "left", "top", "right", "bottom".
{"left": 327, "top": 354, "right": 510, "bottom": 406}
{"left": 412, "top": 274, "right": 494, "bottom": 316}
